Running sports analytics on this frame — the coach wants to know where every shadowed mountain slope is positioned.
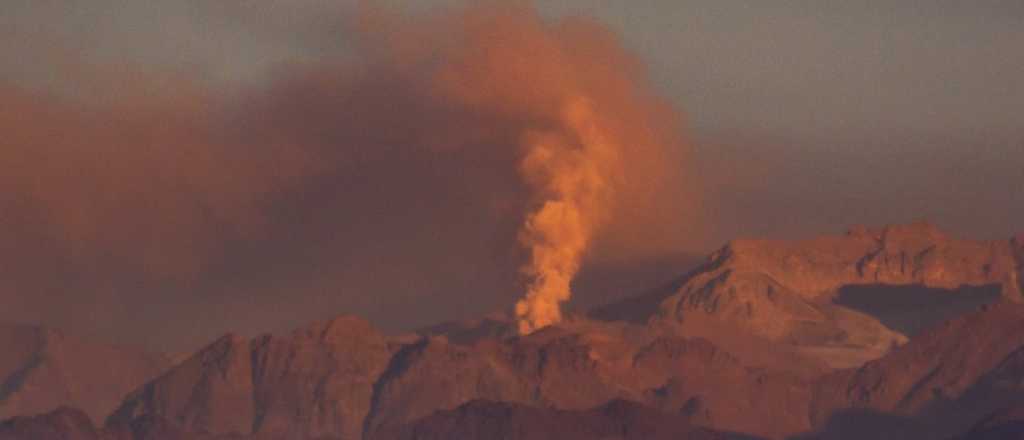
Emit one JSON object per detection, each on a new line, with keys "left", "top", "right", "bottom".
{"left": 106, "top": 315, "right": 817, "bottom": 439}
{"left": 377, "top": 398, "right": 736, "bottom": 440}
{"left": 4, "top": 222, "right": 1022, "bottom": 440}
{"left": 805, "top": 301, "right": 1024, "bottom": 439}
{"left": 955, "top": 404, "right": 1024, "bottom": 440}
{"left": 108, "top": 316, "right": 395, "bottom": 440}
{"left": 591, "top": 222, "right": 1019, "bottom": 369}
{"left": 0, "top": 324, "right": 170, "bottom": 425}
{"left": 654, "top": 222, "right": 1019, "bottom": 338}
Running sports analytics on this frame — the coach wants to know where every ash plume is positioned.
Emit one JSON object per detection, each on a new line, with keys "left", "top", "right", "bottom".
{"left": 0, "top": 2, "right": 697, "bottom": 347}
{"left": 353, "top": 3, "right": 697, "bottom": 333}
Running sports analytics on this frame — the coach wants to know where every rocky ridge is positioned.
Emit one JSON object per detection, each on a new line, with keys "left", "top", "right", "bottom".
{"left": 645, "top": 221, "right": 1018, "bottom": 367}
{"left": 25, "top": 300, "right": 1024, "bottom": 440}
{"left": 0, "top": 324, "right": 170, "bottom": 425}
{"left": 107, "top": 315, "right": 816, "bottom": 439}
{"left": 2, "top": 222, "right": 1022, "bottom": 440}
{"left": 108, "top": 316, "right": 395, "bottom": 440}
{"left": 805, "top": 301, "right": 1024, "bottom": 439}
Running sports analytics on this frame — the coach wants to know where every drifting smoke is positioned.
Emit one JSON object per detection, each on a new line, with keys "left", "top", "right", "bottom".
{"left": 513, "top": 99, "right": 621, "bottom": 333}
{"left": 355, "top": 3, "right": 697, "bottom": 333}
{"left": 0, "top": 2, "right": 697, "bottom": 347}
{"left": 352, "top": 3, "right": 696, "bottom": 333}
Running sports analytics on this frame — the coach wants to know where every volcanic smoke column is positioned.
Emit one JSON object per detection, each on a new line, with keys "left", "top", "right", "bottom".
{"left": 353, "top": 3, "right": 691, "bottom": 335}
{"left": 515, "top": 97, "right": 622, "bottom": 334}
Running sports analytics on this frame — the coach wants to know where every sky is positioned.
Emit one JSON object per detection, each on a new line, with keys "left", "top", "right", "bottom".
{"left": 1, "top": 0, "right": 1021, "bottom": 352}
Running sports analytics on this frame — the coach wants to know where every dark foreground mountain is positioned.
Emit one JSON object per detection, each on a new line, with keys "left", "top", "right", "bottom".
{"left": 2, "top": 401, "right": 740, "bottom": 440}
{"left": 376, "top": 399, "right": 734, "bottom": 440}
{"left": 955, "top": 404, "right": 1024, "bottom": 440}
{"left": 0, "top": 407, "right": 245, "bottom": 439}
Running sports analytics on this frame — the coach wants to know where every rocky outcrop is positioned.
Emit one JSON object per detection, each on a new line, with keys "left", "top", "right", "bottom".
{"left": 108, "top": 314, "right": 820, "bottom": 439}
{"left": 633, "top": 336, "right": 813, "bottom": 439}
{"left": 13, "top": 301, "right": 1024, "bottom": 440}
{"left": 0, "top": 324, "right": 170, "bottom": 425}
{"left": 250, "top": 317, "right": 394, "bottom": 439}
{"left": 645, "top": 222, "right": 1016, "bottom": 366}
{"left": 808, "top": 301, "right": 1024, "bottom": 439}
{"left": 361, "top": 335, "right": 534, "bottom": 438}
{"left": 356, "top": 321, "right": 662, "bottom": 436}
{"left": 18, "top": 222, "right": 1019, "bottom": 440}
{"left": 375, "top": 318, "right": 820, "bottom": 438}
{"left": 108, "top": 316, "right": 395, "bottom": 439}
{"left": 108, "top": 333, "right": 255, "bottom": 435}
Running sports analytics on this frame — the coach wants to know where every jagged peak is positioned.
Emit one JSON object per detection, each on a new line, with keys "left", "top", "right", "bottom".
{"left": 307, "top": 314, "right": 380, "bottom": 341}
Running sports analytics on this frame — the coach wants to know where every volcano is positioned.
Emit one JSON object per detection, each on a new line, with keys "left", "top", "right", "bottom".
{"left": 0, "top": 222, "right": 1021, "bottom": 439}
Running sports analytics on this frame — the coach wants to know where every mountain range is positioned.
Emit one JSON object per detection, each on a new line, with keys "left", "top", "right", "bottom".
{"left": 1, "top": 221, "right": 1022, "bottom": 439}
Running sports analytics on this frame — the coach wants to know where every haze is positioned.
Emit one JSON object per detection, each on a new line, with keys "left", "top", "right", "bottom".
{"left": 1, "top": 0, "right": 1020, "bottom": 352}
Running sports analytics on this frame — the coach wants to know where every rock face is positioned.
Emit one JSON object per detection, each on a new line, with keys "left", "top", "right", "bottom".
{"left": 108, "top": 315, "right": 817, "bottom": 439}
{"left": 378, "top": 399, "right": 732, "bottom": 440}
{"left": 0, "top": 324, "right": 170, "bottom": 425}
{"left": 249, "top": 317, "right": 394, "bottom": 439}
{"left": 646, "top": 222, "right": 1016, "bottom": 367}
{"left": 108, "top": 316, "right": 394, "bottom": 439}
{"left": 808, "top": 301, "right": 1024, "bottom": 439}
{"left": 8, "top": 222, "right": 1022, "bottom": 440}
{"left": 11, "top": 300, "right": 1024, "bottom": 440}
{"left": 632, "top": 336, "right": 813, "bottom": 439}
{"left": 369, "top": 318, "right": 822, "bottom": 439}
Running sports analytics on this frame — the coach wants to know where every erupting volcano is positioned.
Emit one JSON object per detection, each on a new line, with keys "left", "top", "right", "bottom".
{"left": 355, "top": 3, "right": 696, "bottom": 334}
{"left": 2, "top": 1, "right": 1021, "bottom": 440}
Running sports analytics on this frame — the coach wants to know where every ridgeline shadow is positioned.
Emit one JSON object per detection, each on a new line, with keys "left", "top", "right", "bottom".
{"left": 788, "top": 409, "right": 925, "bottom": 440}
{"left": 835, "top": 284, "right": 1001, "bottom": 337}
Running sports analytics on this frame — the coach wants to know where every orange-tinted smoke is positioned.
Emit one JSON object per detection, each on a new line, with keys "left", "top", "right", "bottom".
{"left": 0, "top": 2, "right": 698, "bottom": 344}
{"left": 354, "top": 3, "right": 698, "bottom": 333}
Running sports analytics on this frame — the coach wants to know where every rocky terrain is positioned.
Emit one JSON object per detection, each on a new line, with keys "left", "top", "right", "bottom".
{"left": 105, "top": 316, "right": 814, "bottom": 439}
{"left": 600, "top": 221, "right": 1019, "bottom": 369}
{"left": 805, "top": 301, "right": 1024, "bottom": 439}
{"left": 0, "top": 324, "right": 170, "bottom": 425}
{"left": 0, "top": 222, "right": 1022, "bottom": 439}
{"left": 108, "top": 316, "right": 396, "bottom": 440}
